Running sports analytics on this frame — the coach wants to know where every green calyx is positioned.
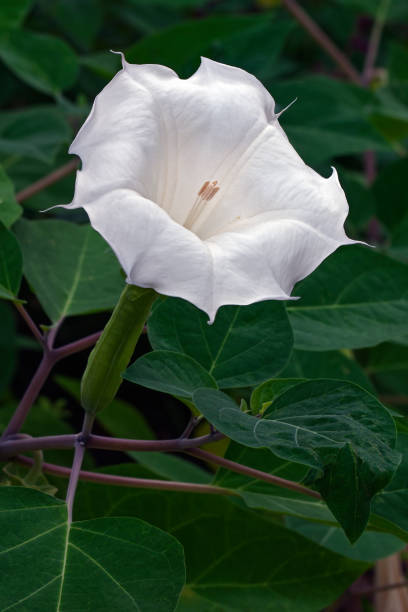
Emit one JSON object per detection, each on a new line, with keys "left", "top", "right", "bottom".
{"left": 80, "top": 284, "right": 157, "bottom": 414}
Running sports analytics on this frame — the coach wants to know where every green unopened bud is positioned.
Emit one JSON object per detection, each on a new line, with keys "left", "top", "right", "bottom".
{"left": 81, "top": 284, "right": 157, "bottom": 414}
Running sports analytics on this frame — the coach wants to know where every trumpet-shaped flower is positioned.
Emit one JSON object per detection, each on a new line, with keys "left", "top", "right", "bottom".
{"left": 65, "top": 56, "right": 356, "bottom": 321}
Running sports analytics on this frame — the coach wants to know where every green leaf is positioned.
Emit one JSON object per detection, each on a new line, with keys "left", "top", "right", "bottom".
{"left": 126, "top": 15, "right": 282, "bottom": 76}
{"left": 0, "top": 107, "right": 71, "bottom": 163}
{"left": 74, "top": 480, "right": 367, "bottom": 611}
{"left": 280, "top": 349, "right": 375, "bottom": 392}
{"left": 0, "top": 29, "right": 79, "bottom": 95}
{"left": 0, "top": 165, "right": 21, "bottom": 227}
{"left": 0, "top": 221, "right": 22, "bottom": 300}
{"left": 374, "top": 158, "right": 408, "bottom": 232}
{"left": 0, "top": 487, "right": 185, "bottom": 611}
{"left": 37, "top": 0, "right": 103, "bottom": 51}
{"left": 250, "top": 378, "right": 306, "bottom": 415}
{"left": 148, "top": 298, "right": 293, "bottom": 388}
{"left": 0, "top": 0, "right": 32, "bottom": 29}
{"left": 286, "top": 517, "right": 405, "bottom": 563}
{"left": 15, "top": 219, "right": 123, "bottom": 322}
{"left": 273, "top": 76, "right": 390, "bottom": 165}
{"left": 339, "top": 169, "right": 376, "bottom": 234}
{"left": 372, "top": 428, "right": 408, "bottom": 540}
{"left": 124, "top": 350, "right": 218, "bottom": 399}
{"left": 287, "top": 245, "right": 408, "bottom": 350}
{"left": 193, "top": 381, "right": 400, "bottom": 541}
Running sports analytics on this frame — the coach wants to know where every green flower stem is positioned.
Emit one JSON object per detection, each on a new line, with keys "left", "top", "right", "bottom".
{"left": 80, "top": 284, "right": 157, "bottom": 414}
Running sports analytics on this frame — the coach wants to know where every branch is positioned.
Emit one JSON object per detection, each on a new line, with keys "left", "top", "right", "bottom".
{"left": 281, "top": 0, "right": 361, "bottom": 85}
{"left": 16, "top": 455, "right": 236, "bottom": 497}
{"left": 188, "top": 448, "right": 322, "bottom": 500}
{"left": 15, "top": 159, "right": 79, "bottom": 203}
{"left": 1, "top": 353, "right": 56, "bottom": 439}
{"left": 0, "top": 431, "right": 224, "bottom": 458}
{"left": 14, "top": 303, "right": 44, "bottom": 346}
{"left": 66, "top": 413, "right": 94, "bottom": 523}
{"left": 53, "top": 331, "right": 102, "bottom": 359}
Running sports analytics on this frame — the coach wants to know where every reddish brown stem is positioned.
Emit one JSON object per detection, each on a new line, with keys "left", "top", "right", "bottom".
{"left": 188, "top": 448, "right": 321, "bottom": 500}
{"left": 16, "top": 159, "right": 78, "bottom": 203}
{"left": 16, "top": 455, "right": 236, "bottom": 497}
{"left": 281, "top": 0, "right": 361, "bottom": 85}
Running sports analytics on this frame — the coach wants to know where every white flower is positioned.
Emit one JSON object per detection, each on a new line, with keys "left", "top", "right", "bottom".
{"left": 65, "top": 55, "right": 356, "bottom": 322}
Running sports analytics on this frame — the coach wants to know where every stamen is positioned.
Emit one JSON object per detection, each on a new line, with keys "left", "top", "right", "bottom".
{"left": 184, "top": 180, "right": 220, "bottom": 230}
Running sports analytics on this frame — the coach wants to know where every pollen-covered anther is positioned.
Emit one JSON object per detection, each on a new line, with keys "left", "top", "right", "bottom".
{"left": 184, "top": 180, "right": 220, "bottom": 229}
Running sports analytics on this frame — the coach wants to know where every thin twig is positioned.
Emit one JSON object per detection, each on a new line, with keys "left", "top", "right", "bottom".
{"left": 353, "top": 580, "right": 408, "bottom": 597}
{"left": 281, "top": 0, "right": 361, "bottom": 84}
{"left": 1, "top": 352, "right": 55, "bottom": 440}
{"left": 14, "top": 303, "right": 44, "bottom": 346}
{"left": 15, "top": 159, "right": 79, "bottom": 203}
{"left": 362, "top": 0, "right": 392, "bottom": 86}
{"left": 188, "top": 448, "right": 322, "bottom": 500}
{"left": 66, "top": 413, "right": 94, "bottom": 523}
{"left": 16, "top": 455, "right": 237, "bottom": 497}
{"left": 53, "top": 331, "right": 102, "bottom": 359}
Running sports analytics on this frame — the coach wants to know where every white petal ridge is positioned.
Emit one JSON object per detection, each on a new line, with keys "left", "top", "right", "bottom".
{"left": 65, "top": 56, "right": 357, "bottom": 321}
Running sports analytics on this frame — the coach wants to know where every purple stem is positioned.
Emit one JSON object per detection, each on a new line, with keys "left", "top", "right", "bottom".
{"left": 16, "top": 455, "right": 236, "bottom": 497}
{"left": 14, "top": 303, "right": 44, "bottom": 346}
{"left": 188, "top": 448, "right": 322, "bottom": 500}
{"left": 66, "top": 413, "right": 94, "bottom": 523}
{"left": 0, "top": 431, "right": 224, "bottom": 458}
{"left": 1, "top": 352, "right": 55, "bottom": 440}
{"left": 53, "top": 331, "right": 102, "bottom": 359}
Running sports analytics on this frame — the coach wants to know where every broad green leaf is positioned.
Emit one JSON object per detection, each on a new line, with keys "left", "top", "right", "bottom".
{"left": 339, "top": 169, "right": 376, "bottom": 234}
{"left": 286, "top": 517, "right": 405, "bottom": 563}
{"left": 287, "top": 245, "right": 408, "bottom": 350}
{"left": 273, "top": 76, "right": 390, "bottom": 165}
{"left": 374, "top": 158, "right": 408, "bottom": 231}
{"left": 0, "top": 0, "right": 32, "bottom": 29}
{"left": 0, "top": 107, "right": 71, "bottom": 163}
{"left": 124, "top": 350, "right": 218, "bottom": 399}
{"left": 0, "top": 301, "right": 16, "bottom": 396}
{"left": 0, "top": 222, "right": 22, "bottom": 300}
{"left": 37, "top": 0, "right": 103, "bottom": 50}
{"left": 250, "top": 378, "right": 305, "bottom": 415}
{"left": 0, "top": 165, "right": 21, "bottom": 227}
{"left": 0, "top": 29, "right": 79, "bottom": 95}
{"left": 75, "top": 479, "right": 367, "bottom": 611}
{"left": 372, "top": 429, "right": 408, "bottom": 540}
{"left": 193, "top": 381, "right": 400, "bottom": 541}
{"left": 207, "top": 18, "right": 292, "bottom": 82}
{"left": 148, "top": 298, "right": 293, "bottom": 388}
{"left": 0, "top": 487, "right": 185, "bottom": 611}
{"left": 127, "top": 15, "right": 267, "bottom": 69}
{"left": 15, "top": 219, "right": 123, "bottom": 322}
{"left": 280, "top": 349, "right": 375, "bottom": 392}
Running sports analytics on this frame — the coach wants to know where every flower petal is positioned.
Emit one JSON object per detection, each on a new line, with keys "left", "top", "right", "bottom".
{"left": 205, "top": 212, "right": 357, "bottom": 321}
{"left": 73, "top": 188, "right": 213, "bottom": 307}
{"left": 69, "top": 56, "right": 277, "bottom": 226}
